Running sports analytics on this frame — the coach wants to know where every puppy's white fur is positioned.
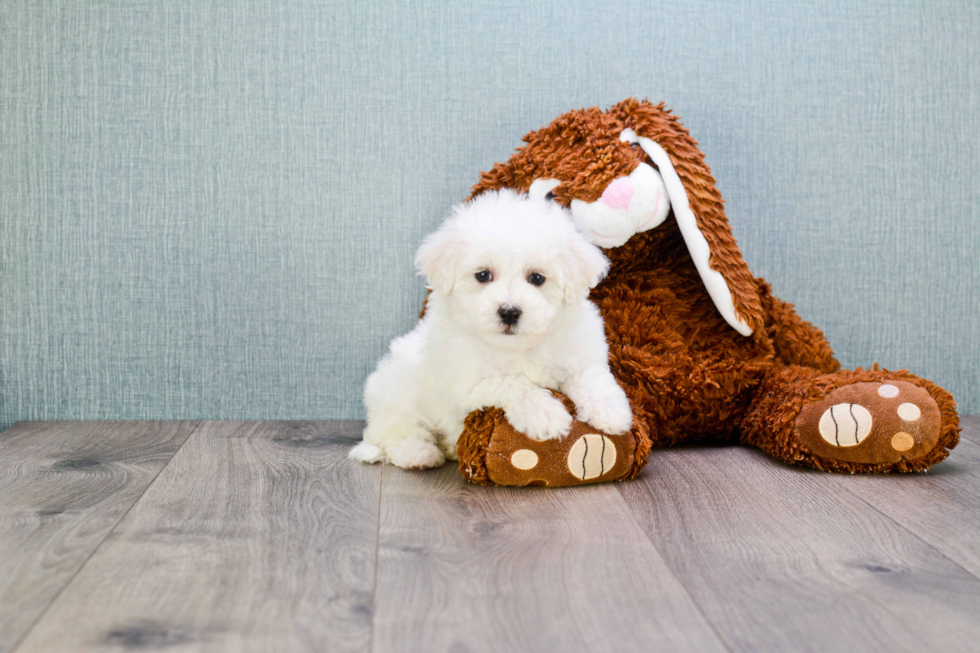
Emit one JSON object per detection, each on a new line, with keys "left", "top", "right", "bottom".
{"left": 349, "top": 189, "right": 633, "bottom": 470}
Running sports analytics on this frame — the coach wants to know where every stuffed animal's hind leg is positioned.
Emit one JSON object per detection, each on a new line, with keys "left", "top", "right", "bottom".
{"left": 740, "top": 364, "right": 959, "bottom": 472}
{"left": 756, "top": 279, "right": 839, "bottom": 372}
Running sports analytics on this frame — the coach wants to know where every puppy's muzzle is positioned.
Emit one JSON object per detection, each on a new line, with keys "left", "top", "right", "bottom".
{"left": 498, "top": 305, "right": 522, "bottom": 328}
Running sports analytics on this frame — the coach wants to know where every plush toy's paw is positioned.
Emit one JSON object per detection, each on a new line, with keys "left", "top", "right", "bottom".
{"left": 385, "top": 438, "right": 446, "bottom": 470}
{"left": 456, "top": 398, "right": 652, "bottom": 487}
{"left": 506, "top": 392, "right": 573, "bottom": 441}
{"left": 576, "top": 394, "right": 633, "bottom": 435}
{"left": 796, "top": 381, "right": 942, "bottom": 465}
{"left": 349, "top": 441, "right": 386, "bottom": 464}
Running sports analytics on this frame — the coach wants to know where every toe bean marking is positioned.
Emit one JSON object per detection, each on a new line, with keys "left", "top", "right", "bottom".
{"left": 567, "top": 434, "right": 617, "bottom": 480}
{"left": 511, "top": 449, "right": 539, "bottom": 470}
{"left": 878, "top": 384, "right": 899, "bottom": 398}
{"left": 818, "top": 404, "right": 873, "bottom": 447}
{"left": 892, "top": 432, "right": 915, "bottom": 452}
{"left": 897, "top": 403, "right": 921, "bottom": 421}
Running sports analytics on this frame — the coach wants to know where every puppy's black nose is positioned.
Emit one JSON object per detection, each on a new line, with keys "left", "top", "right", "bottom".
{"left": 498, "top": 305, "right": 522, "bottom": 326}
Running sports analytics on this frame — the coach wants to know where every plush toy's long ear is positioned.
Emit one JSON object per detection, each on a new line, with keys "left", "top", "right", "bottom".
{"left": 613, "top": 99, "right": 763, "bottom": 337}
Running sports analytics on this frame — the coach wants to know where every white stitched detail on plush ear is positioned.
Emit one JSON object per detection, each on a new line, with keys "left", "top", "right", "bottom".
{"left": 414, "top": 222, "right": 461, "bottom": 293}
{"left": 560, "top": 231, "right": 611, "bottom": 304}
{"left": 529, "top": 178, "right": 561, "bottom": 200}
{"left": 620, "top": 128, "right": 752, "bottom": 336}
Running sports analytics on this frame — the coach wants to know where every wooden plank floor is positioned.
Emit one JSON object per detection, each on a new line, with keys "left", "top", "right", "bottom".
{"left": 0, "top": 421, "right": 199, "bottom": 653}
{"left": 0, "top": 417, "right": 977, "bottom": 652}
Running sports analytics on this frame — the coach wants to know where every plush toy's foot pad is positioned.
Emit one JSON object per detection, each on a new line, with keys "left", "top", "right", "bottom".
{"left": 485, "top": 421, "right": 630, "bottom": 486}
{"left": 457, "top": 398, "right": 651, "bottom": 487}
{"left": 795, "top": 381, "right": 941, "bottom": 465}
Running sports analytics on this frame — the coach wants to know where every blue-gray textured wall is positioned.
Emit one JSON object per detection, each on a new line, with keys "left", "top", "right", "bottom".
{"left": 1, "top": 0, "right": 978, "bottom": 429}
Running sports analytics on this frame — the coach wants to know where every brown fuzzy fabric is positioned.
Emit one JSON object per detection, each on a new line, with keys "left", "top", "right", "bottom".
{"left": 741, "top": 365, "right": 960, "bottom": 473}
{"left": 458, "top": 395, "right": 652, "bottom": 487}
{"left": 458, "top": 408, "right": 501, "bottom": 486}
{"left": 452, "top": 99, "right": 959, "bottom": 479}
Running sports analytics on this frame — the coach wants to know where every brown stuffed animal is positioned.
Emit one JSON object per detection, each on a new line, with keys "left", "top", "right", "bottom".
{"left": 456, "top": 99, "right": 959, "bottom": 486}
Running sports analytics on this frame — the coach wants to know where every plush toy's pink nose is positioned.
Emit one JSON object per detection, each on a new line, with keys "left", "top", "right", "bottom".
{"left": 600, "top": 177, "right": 634, "bottom": 210}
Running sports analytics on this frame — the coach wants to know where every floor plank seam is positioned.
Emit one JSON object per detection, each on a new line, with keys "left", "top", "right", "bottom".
{"left": 6, "top": 420, "right": 204, "bottom": 653}
{"left": 958, "top": 421, "right": 979, "bottom": 447}
{"left": 614, "top": 483, "right": 735, "bottom": 653}
{"left": 836, "top": 475, "right": 980, "bottom": 585}
{"left": 367, "top": 464, "right": 384, "bottom": 653}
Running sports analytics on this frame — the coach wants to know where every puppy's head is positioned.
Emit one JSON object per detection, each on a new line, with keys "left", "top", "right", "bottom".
{"left": 466, "top": 99, "right": 766, "bottom": 337}
{"left": 416, "top": 189, "right": 608, "bottom": 347}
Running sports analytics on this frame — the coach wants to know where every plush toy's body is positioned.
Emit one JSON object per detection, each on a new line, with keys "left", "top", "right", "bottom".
{"left": 457, "top": 99, "right": 958, "bottom": 484}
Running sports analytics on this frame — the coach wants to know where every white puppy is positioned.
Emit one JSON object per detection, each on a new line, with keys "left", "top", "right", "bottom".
{"left": 349, "top": 189, "right": 633, "bottom": 470}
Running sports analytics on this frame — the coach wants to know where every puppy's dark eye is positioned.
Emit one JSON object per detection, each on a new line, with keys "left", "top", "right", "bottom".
{"left": 544, "top": 191, "right": 556, "bottom": 201}
{"left": 528, "top": 273, "right": 546, "bottom": 287}
{"left": 475, "top": 270, "right": 493, "bottom": 283}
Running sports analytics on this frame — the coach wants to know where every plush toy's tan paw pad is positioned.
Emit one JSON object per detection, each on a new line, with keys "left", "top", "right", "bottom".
{"left": 484, "top": 420, "right": 634, "bottom": 487}
{"left": 567, "top": 434, "right": 617, "bottom": 480}
{"left": 797, "top": 381, "right": 941, "bottom": 464}
{"left": 510, "top": 449, "right": 539, "bottom": 470}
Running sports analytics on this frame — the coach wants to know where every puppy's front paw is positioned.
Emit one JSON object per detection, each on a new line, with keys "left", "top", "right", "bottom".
{"left": 438, "top": 438, "right": 460, "bottom": 461}
{"left": 577, "top": 394, "right": 633, "bottom": 435}
{"left": 386, "top": 438, "right": 446, "bottom": 470}
{"left": 349, "top": 441, "right": 386, "bottom": 464}
{"left": 507, "top": 393, "right": 573, "bottom": 441}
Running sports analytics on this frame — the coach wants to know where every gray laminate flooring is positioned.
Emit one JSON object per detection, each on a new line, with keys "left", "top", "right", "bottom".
{"left": 1, "top": 417, "right": 978, "bottom": 652}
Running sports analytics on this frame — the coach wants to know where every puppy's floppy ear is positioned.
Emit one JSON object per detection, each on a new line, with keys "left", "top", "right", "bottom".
{"left": 415, "top": 220, "right": 462, "bottom": 293}
{"left": 559, "top": 231, "right": 610, "bottom": 304}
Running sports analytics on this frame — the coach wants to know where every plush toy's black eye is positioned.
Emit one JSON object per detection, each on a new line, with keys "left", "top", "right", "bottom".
{"left": 475, "top": 270, "right": 493, "bottom": 283}
{"left": 544, "top": 191, "right": 556, "bottom": 201}
{"left": 528, "top": 272, "right": 546, "bottom": 287}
